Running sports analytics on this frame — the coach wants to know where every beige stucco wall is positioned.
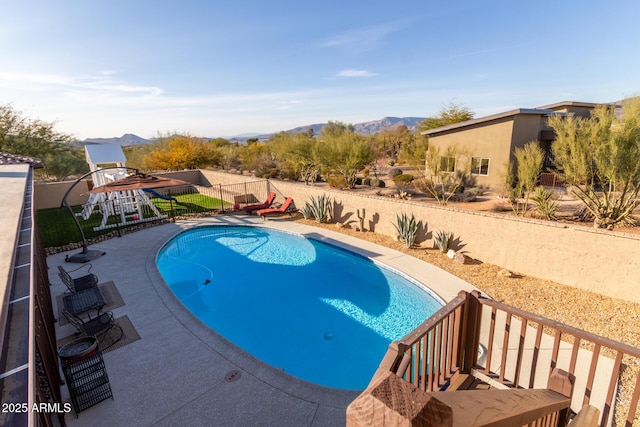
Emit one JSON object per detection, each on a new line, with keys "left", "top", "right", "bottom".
{"left": 200, "top": 170, "right": 640, "bottom": 304}
{"left": 427, "top": 117, "right": 516, "bottom": 189}
{"left": 511, "top": 114, "right": 547, "bottom": 150}
{"left": 34, "top": 180, "right": 91, "bottom": 210}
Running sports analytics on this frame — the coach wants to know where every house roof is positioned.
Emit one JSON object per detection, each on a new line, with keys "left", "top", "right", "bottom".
{"left": 421, "top": 108, "right": 560, "bottom": 136}
{"left": 535, "top": 101, "right": 601, "bottom": 110}
{"left": 0, "top": 152, "right": 44, "bottom": 168}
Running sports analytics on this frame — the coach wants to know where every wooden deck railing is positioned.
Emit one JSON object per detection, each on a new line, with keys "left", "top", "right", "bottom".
{"left": 368, "top": 291, "right": 640, "bottom": 427}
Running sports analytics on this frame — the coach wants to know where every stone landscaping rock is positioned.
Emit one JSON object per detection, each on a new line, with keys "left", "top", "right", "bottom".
{"left": 446, "top": 249, "right": 456, "bottom": 259}
{"left": 454, "top": 252, "right": 467, "bottom": 264}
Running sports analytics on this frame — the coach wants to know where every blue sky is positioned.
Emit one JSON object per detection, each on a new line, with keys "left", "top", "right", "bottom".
{"left": 1, "top": 0, "right": 639, "bottom": 139}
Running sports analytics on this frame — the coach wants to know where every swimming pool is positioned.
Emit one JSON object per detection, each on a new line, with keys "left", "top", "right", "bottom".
{"left": 156, "top": 225, "right": 443, "bottom": 390}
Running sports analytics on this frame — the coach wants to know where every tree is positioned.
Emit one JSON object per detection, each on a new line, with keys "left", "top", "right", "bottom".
{"left": 316, "top": 122, "right": 374, "bottom": 188}
{"left": 376, "top": 124, "right": 412, "bottom": 163}
{"left": 237, "top": 140, "right": 273, "bottom": 177}
{"left": 503, "top": 141, "right": 545, "bottom": 216}
{"left": 397, "top": 134, "right": 428, "bottom": 168}
{"left": 269, "top": 132, "right": 319, "bottom": 184}
{"left": 420, "top": 144, "right": 472, "bottom": 205}
{"left": 0, "top": 104, "right": 74, "bottom": 159}
{"left": 0, "top": 104, "right": 80, "bottom": 179}
{"left": 419, "top": 101, "right": 475, "bottom": 132}
{"left": 548, "top": 98, "right": 640, "bottom": 229}
{"left": 145, "top": 135, "right": 221, "bottom": 170}
{"left": 41, "top": 150, "right": 88, "bottom": 181}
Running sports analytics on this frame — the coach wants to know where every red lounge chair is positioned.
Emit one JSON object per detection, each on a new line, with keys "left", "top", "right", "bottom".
{"left": 257, "top": 197, "right": 294, "bottom": 218}
{"left": 243, "top": 192, "right": 276, "bottom": 214}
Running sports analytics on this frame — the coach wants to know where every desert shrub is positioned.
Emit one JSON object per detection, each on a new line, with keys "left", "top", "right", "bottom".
{"left": 393, "top": 173, "right": 414, "bottom": 185}
{"left": 279, "top": 167, "right": 299, "bottom": 181}
{"left": 450, "top": 189, "right": 478, "bottom": 202}
{"left": 327, "top": 175, "right": 347, "bottom": 188}
{"left": 361, "top": 168, "right": 370, "bottom": 177}
{"left": 363, "top": 177, "right": 372, "bottom": 186}
{"left": 354, "top": 177, "right": 363, "bottom": 185}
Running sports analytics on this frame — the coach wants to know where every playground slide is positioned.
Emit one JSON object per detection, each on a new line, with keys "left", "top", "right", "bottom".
{"left": 143, "top": 188, "right": 179, "bottom": 202}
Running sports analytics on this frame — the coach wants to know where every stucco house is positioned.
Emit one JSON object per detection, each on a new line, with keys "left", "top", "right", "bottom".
{"left": 421, "top": 101, "right": 601, "bottom": 189}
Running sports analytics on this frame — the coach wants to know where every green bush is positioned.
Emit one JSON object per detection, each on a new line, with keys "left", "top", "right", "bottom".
{"left": 327, "top": 175, "right": 347, "bottom": 188}
{"left": 393, "top": 173, "right": 414, "bottom": 185}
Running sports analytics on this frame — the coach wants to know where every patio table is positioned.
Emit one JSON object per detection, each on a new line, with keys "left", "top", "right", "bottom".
{"left": 62, "top": 286, "right": 106, "bottom": 318}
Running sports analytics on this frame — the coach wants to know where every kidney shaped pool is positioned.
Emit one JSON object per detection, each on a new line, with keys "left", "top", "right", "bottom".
{"left": 156, "top": 225, "right": 443, "bottom": 390}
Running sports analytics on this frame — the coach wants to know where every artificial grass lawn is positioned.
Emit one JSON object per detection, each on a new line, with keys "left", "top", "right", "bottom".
{"left": 37, "top": 193, "right": 230, "bottom": 248}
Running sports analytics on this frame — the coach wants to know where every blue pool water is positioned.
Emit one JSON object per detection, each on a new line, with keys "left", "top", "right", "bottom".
{"left": 156, "top": 226, "right": 443, "bottom": 390}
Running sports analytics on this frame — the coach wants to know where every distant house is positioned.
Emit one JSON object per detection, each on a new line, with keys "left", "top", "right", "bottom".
{"left": 421, "top": 101, "right": 602, "bottom": 189}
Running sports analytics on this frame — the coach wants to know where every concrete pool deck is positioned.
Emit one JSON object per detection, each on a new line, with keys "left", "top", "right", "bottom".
{"left": 48, "top": 216, "right": 478, "bottom": 426}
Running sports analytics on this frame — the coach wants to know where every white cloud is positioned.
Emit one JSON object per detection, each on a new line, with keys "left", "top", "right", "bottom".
{"left": 336, "top": 69, "right": 378, "bottom": 78}
{"left": 321, "top": 20, "right": 411, "bottom": 52}
{"left": 0, "top": 71, "right": 163, "bottom": 97}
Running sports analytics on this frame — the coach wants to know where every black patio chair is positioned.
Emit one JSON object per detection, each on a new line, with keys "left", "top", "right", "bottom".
{"left": 58, "top": 264, "right": 99, "bottom": 293}
{"left": 62, "top": 310, "right": 123, "bottom": 351}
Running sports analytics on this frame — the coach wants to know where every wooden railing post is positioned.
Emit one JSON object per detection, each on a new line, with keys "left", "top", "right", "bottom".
{"left": 460, "top": 291, "right": 482, "bottom": 373}
{"left": 369, "top": 341, "right": 409, "bottom": 387}
{"left": 548, "top": 368, "right": 575, "bottom": 426}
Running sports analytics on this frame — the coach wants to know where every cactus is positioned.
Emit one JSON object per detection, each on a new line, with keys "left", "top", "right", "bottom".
{"left": 393, "top": 213, "right": 419, "bottom": 248}
{"left": 434, "top": 230, "right": 452, "bottom": 253}
{"left": 357, "top": 209, "right": 366, "bottom": 231}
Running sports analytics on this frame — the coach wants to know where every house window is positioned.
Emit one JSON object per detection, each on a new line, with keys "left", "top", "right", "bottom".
{"left": 471, "top": 157, "right": 490, "bottom": 176}
{"left": 440, "top": 156, "right": 456, "bottom": 172}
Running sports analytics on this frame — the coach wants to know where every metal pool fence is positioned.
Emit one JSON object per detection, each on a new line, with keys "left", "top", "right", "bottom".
{"left": 38, "top": 179, "right": 284, "bottom": 252}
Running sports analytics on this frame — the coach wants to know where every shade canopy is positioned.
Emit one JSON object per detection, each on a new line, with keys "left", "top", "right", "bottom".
{"left": 86, "top": 172, "right": 190, "bottom": 194}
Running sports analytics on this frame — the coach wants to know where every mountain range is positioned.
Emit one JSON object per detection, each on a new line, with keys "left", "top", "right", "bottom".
{"left": 79, "top": 116, "right": 425, "bottom": 146}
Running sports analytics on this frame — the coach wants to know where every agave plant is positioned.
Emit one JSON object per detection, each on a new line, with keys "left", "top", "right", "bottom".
{"left": 393, "top": 213, "right": 419, "bottom": 248}
{"left": 434, "top": 230, "right": 452, "bottom": 253}
{"left": 305, "top": 194, "right": 332, "bottom": 223}
{"left": 301, "top": 204, "right": 313, "bottom": 220}
{"left": 531, "top": 186, "right": 559, "bottom": 221}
